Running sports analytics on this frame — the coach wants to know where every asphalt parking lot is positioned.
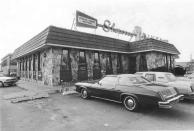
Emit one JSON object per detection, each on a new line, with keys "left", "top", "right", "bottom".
{"left": 1, "top": 86, "right": 194, "bottom": 131}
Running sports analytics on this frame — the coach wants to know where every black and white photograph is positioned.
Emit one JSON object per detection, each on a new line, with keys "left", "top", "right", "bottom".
{"left": 1, "top": 0, "right": 194, "bottom": 130}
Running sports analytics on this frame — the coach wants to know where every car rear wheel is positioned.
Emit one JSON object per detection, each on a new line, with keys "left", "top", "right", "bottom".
{"left": 81, "top": 88, "right": 89, "bottom": 99}
{"left": 0, "top": 82, "right": 4, "bottom": 87}
{"left": 123, "top": 96, "right": 139, "bottom": 111}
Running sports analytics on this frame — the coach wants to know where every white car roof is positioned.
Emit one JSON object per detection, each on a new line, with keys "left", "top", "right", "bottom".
{"left": 136, "top": 71, "right": 173, "bottom": 75}
{"left": 106, "top": 74, "right": 139, "bottom": 78}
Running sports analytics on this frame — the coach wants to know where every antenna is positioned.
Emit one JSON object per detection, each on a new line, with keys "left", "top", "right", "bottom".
{"left": 71, "top": 12, "right": 77, "bottom": 30}
{"left": 71, "top": 18, "right": 75, "bottom": 30}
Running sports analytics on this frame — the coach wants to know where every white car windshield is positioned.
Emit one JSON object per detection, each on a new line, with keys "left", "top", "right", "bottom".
{"left": 130, "top": 76, "right": 150, "bottom": 84}
{"left": 165, "top": 73, "right": 177, "bottom": 82}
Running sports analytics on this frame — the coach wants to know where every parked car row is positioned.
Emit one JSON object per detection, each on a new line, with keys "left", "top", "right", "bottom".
{"left": 75, "top": 74, "right": 183, "bottom": 112}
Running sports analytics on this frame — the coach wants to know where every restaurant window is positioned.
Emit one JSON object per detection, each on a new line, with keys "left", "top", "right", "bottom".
{"left": 94, "top": 52, "right": 100, "bottom": 63}
{"left": 25, "top": 59, "right": 27, "bottom": 71}
{"left": 29, "top": 57, "right": 31, "bottom": 71}
{"left": 19, "top": 61, "right": 22, "bottom": 71}
{"left": 38, "top": 53, "right": 41, "bottom": 71}
{"left": 33, "top": 55, "right": 36, "bottom": 71}
{"left": 79, "top": 51, "right": 86, "bottom": 64}
{"left": 93, "top": 52, "right": 101, "bottom": 80}
{"left": 33, "top": 54, "right": 36, "bottom": 80}
{"left": 117, "top": 54, "right": 123, "bottom": 73}
{"left": 22, "top": 59, "right": 25, "bottom": 71}
{"left": 60, "top": 49, "right": 72, "bottom": 82}
{"left": 61, "top": 50, "right": 71, "bottom": 70}
{"left": 37, "top": 53, "right": 42, "bottom": 80}
{"left": 106, "top": 53, "right": 113, "bottom": 74}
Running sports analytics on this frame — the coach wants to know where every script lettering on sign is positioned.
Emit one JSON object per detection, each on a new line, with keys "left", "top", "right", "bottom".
{"left": 101, "top": 20, "right": 136, "bottom": 37}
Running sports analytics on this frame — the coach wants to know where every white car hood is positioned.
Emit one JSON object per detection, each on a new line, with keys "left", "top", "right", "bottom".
{"left": 167, "top": 80, "right": 193, "bottom": 94}
{"left": 75, "top": 82, "right": 93, "bottom": 87}
{"left": 0, "top": 76, "right": 14, "bottom": 82}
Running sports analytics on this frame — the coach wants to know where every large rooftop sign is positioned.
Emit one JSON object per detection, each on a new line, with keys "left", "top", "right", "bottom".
{"left": 76, "top": 11, "right": 169, "bottom": 42}
{"left": 76, "top": 10, "right": 136, "bottom": 37}
{"left": 76, "top": 11, "right": 97, "bottom": 29}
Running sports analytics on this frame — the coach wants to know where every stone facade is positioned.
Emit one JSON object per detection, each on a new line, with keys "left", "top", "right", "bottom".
{"left": 17, "top": 47, "right": 176, "bottom": 86}
{"left": 70, "top": 49, "right": 79, "bottom": 82}
{"left": 145, "top": 52, "right": 174, "bottom": 71}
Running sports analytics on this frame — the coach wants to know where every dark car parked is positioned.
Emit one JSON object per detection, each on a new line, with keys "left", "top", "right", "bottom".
{"left": 75, "top": 74, "right": 183, "bottom": 111}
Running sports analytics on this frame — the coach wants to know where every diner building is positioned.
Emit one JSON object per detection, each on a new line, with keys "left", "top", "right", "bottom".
{"left": 13, "top": 26, "right": 180, "bottom": 86}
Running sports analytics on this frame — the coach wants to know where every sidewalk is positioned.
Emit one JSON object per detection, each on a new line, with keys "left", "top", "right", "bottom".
{"left": 16, "top": 80, "right": 76, "bottom": 94}
{"left": 3, "top": 80, "right": 77, "bottom": 103}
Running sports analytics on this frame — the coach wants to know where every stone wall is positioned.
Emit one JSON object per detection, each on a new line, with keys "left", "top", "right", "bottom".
{"left": 16, "top": 47, "right": 177, "bottom": 86}
{"left": 86, "top": 50, "right": 94, "bottom": 80}
{"left": 146, "top": 52, "right": 173, "bottom": 71}
{"left": 42, "top": 48, "right": 53, "bottom": 85}
{"left": 52, "top": 48, "right": 62, "bottom": 85}
{"left": 70, "top": 49, "right": 79, "bottom": 82}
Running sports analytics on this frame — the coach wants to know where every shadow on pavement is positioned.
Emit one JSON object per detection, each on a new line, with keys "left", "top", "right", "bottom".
{"left": 57, "top": 93, "right": 192, "bottom": 120}
{"left": 180, "top": 99, "right": 194, "bottom": 104}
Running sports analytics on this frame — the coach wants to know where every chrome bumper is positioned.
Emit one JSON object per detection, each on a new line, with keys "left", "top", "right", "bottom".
{"left": 158, "top": 95, "right": 183, "bottom": 109}
{"left": 4, "top": 81, "right": 17, "bottom": 86}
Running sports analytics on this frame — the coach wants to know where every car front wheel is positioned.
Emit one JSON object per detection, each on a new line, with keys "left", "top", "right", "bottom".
{"left": 81, "top": 88, "right": 89, "bottom": 99}
{"left": 123, "top": 96, "right": 139, "bottom": 111}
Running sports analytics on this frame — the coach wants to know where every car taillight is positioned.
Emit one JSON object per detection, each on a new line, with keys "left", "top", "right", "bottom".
{"left": 159, "top": 89, "right": 177, "bottom": 100}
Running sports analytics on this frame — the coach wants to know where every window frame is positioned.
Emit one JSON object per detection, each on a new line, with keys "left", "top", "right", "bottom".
{"left": 98, "top": 76, "right": 118, "bottom": 89}
{"left": 145, "top": 73, "right": 156, "bottom": 81}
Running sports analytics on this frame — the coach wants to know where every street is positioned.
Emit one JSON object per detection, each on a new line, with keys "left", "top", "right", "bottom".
{"left": 1, "top": 86, "right": 194, "bottom": 131}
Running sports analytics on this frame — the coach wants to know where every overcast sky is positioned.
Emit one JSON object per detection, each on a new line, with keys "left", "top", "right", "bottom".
{"left": 0, "top": 0, "right": 194, "bottom": 62}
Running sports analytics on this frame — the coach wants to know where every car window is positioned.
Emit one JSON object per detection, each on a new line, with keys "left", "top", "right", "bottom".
{"left": 119, "top": 76, "right": 150, "bottom": 85}
{"left": 156, "top": 76, "right": 168, "bottom": 82}
{"left": 99, "top": 76, "right": 118, "bottom": 89}
{"left": 165, "top": 73, "right": 176, "bottom": 82}
{"left": 145, "top": 74, "right": 155, "bottom": 81}
{"left": 135, "top": 73, "right": 143, "bottom": 75}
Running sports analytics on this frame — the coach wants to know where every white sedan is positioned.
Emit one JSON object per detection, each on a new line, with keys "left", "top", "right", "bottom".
{"left": 135, "top": 71, "right": 194, "bottom": 100}
{"left": 0, "top": 73, "right": 17, "bottom": 87}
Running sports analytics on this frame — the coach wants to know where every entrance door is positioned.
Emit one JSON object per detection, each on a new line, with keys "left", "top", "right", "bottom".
{"left": 60, "top": 49, "right": 72, "bottom": 82}
{"left": 128, "top": 56, "right": 136, "bottom": 74}
{"left": 93, "top": 52, "right": 101, "bottom": 80}
{"left": 106, "top": 53, "right": 113, "bottom": 75}
{"left": 78, "top": 51, "right": 88, "bottom": 81}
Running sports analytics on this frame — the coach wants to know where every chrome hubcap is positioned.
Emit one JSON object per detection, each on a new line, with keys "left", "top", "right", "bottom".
{"left": 82, "top": 90, "right": 87, "bottom": 98}
{"left": 127, "top": 99, "right": 134, "bottom": 108}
